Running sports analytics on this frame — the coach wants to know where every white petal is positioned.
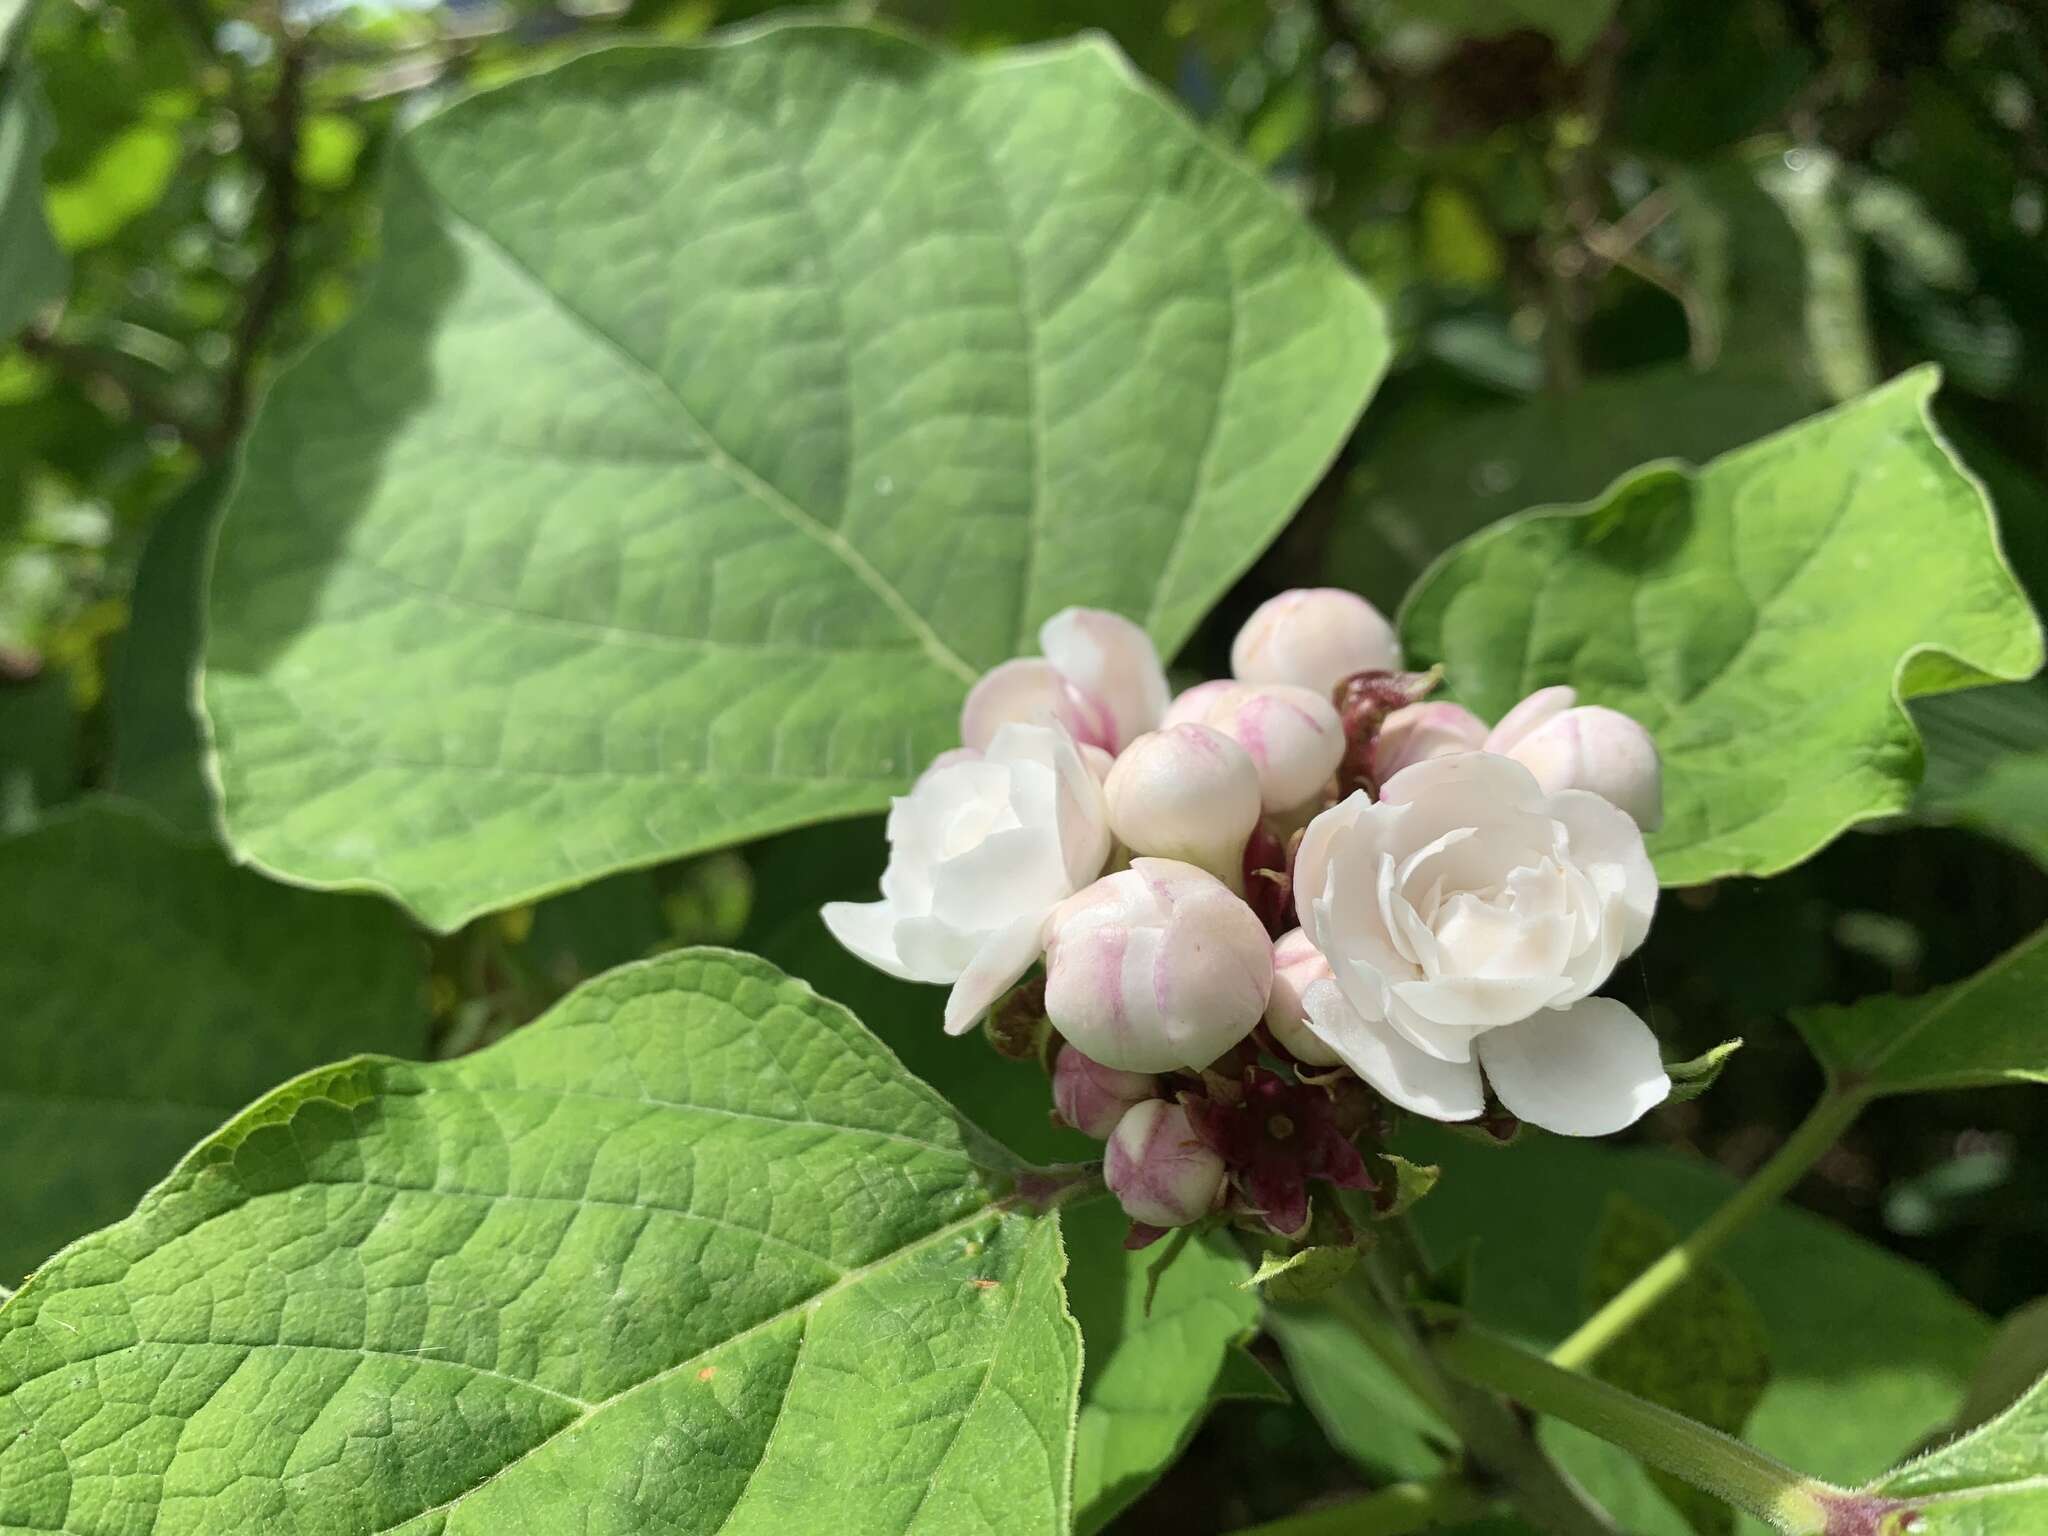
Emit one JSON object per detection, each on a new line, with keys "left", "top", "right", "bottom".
{"left": 1293, "top": 790, "right": 1373, "bottom": 941}
{"left": 1484, "top": 686, "right": 1577, "bottom": 754}
{"left": 823, "top": 900, "right": 924, "bottom": 981}
{"left": 1476, "top": 996, "right": 1671, "bottom": 1136}
{"left": 1378, "top": 751, "right": 1547, "bottom": 828}
{"left": 1394, "top": 974, "right": 1569, "bottom": 1029}
{"left": 943, "top": 915, "right": 1048, "bottom": 1035}
{"left": 1302, "top": 980, "right": 1485, "bottom": 1121}
{"left": 1040, "top": 607, "right": 1171, "bottom": 751}
{"left": 1545, "top": 788, "right": 1658, "bottom": 957}
{"left": 930, "top": 826, "right": 1069, "bottom": 931}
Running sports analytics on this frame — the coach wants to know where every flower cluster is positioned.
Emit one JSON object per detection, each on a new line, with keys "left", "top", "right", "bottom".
{"left": 825, "top": 590, "right": 1670, "bottom": 1242}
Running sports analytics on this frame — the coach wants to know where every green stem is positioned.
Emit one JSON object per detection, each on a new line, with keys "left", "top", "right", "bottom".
{"left": 1438, "top": 1326, "right": 1845, "bottom": 1536}
{"left": 1549, "top": 1088, "right": 1868, "bottom": 1371}
{"left": 1354, "top": 1219, "right": 1617, "bottom": 1536}
{"left": 1230, "top": 1476, "right": 1493, "bottom": 1536}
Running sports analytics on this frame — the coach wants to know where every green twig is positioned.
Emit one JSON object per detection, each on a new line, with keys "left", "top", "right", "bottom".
{"left": 1439, "top": 1326, "right": 1846, "bottom": 1536}
{"left": 1230, "top": 1476, "right": 1493, "bottom": 1536}
{"left": 1548, "top": 1088, "right": 1868, "bottom": 1370}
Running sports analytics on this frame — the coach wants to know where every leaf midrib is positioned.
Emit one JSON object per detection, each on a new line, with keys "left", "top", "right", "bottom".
{"left": 425, "top": 176, "right": 980, "bottom": 689}
{"left": 367, "top": 1198, "right": 1023, "bottom": 1536}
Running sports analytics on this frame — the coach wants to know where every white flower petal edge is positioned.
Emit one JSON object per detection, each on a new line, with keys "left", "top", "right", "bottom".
{"left": 1301, "top": 979, "right": 1484, "bottom": 1120}
{"left": 1474, "top": 996, "right": 1671, "bottom": 1136}
{"left": 1039, "top": 607, "right": 1171, "bottom": 751}
{"left": 822, "top": 721, "right": 1112, "bottom": 1033}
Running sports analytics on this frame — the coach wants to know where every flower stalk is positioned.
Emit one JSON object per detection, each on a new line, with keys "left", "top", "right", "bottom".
{"left": 1548, "top": 1085, "right": 1870, "bottom": 1370}
{"left": 1436, "top": 1324, "right": 1849, "bottom": 1536}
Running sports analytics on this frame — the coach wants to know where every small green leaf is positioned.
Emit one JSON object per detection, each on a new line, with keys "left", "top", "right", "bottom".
{"left": 0, "top": 0, "right": 65, "bottom": 337}
{"left": 0, "top": 948, "right": 1084, "bottom": 1534}
{"left": 1064, "top": 1198, "right": 1278, "bottom": 1535}
{"left": 0, "top": 799, "right": 427, "bottom": 1283}
{"left": 1241, "top": 1242, "right": 1362, "bottom": 1304}
{"left": 1951, "top": 1300, "right": 2048, "bottom": 1440}
{"left": 200, "top": 21, "right": 1389, "bottom": 931}
{"left": 1401, "top": 368, "right": 2045, "bottom": 887}
{"left": 1864, "top": 1371, "right": 2048, "bottom": 1533}
{"left": 1372, "top": 1152, "right": 1443, "bottom": 1218}
{"left": 1666, "top": 1039, "right": 1744, "bottom": 1104}
{"left": 1267, "top": 1305, "right": 1456, "bottom": 1484}
{"left": 1585, "top": 1196, "right": 1772, "bottom": 1536}
{"left": 1791, "top": 923, "right": 2048, "bottom": 1096}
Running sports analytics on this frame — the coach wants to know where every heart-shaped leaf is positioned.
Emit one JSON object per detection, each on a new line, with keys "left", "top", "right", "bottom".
{"left": 0, "top": 948, "right": 1085, "bottom": 1534}
{"left": 1792, "top": 922, "right": 2048, "bottom": 1097}
{"left": 1400, "top": 368, "right": 2044, "bottom": 887}
{"left": 198, "top": 21, "right": 1388, "bottom": 931}
{"left": 0, "top": 799, "right": 426, "bottom": 1284}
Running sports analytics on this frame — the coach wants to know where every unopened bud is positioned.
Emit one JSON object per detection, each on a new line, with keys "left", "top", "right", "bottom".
{"left": 959, "top": 607, "right": 1170, "bottom": 753}
{"left": 1043, "top": 858, "right": 1275, "bottom": 1072}
{"left": 1104, "top": 1099, "right": 1225, "bottom": 1229}
{"left": 1104, "top": 725, "right": 1261, "bottom": 890}
{"left": 1162, "top": 679, "right": 1244, "bottom": 729}
{"left": 1052, "top": 1046, "right": 1156, "bottom": 1138}
{"left": 1232, "top": 588, "right": 1400, "bottom": 698}
{"left": 1198, "top": 683, "right": 1345, "bottom": 814}
{"left": 1374, "top": 701, "right": 1487, "bottom": 781}
{"left": 1485, "top": 687, "right": 1663, "bottom": 830}
{"left": 1264, "top": 928, "right": 1341, "bottom": 1066}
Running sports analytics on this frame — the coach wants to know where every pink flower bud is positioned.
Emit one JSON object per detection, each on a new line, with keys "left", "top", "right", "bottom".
{"left": 1197, "top": 683, "right": 1345, "bottom": 814}
{"left": 1162, "top": 679, "right": 1244, "bottom": 729}
{"left": 1104, "top": 725, "right": 1262, "bottom": 889}
{"left": 1043, "top": 858, "right": 1275, "bottom": 1072}
{"left": 1104, "top": 1099, "right": 1224, "bottom": 1229}
{"left": 1231, "top": 588, "right": 1400, "bottom": 698}
{"left": 1052, "top": 1046, "right": 1157, "bottom": 1138}
{"left": 1264, "top": 928, "right": 1341, "bottom": 1066}
{"left": 1374, "top": 701, "right": 1487, "bottom": 781}
{"left": 959, "top": 607, "right": 1170, "bottom": 754}
{"left": 1485, "top": 688, "right": 1663, "bottom": 830}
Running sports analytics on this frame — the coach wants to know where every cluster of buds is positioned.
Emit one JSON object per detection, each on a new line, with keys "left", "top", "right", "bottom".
{"left": 826, "top": 589, "right": 1674, "bottom": 1247}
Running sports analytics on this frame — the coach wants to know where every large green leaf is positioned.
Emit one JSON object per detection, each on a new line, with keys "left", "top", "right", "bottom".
{"left": 1865, "top": 1372, "right": 2048, "bottom": 1534}
{"left": 1279, "top": 1129, "right": 1988, "bottom": 1536}
{"left": 0, "top": 0, "right": 65, "bottom": 339}
{"left": 199, "top": 21, "right": 1388, "bottom": 931}
{"left": 0, "top": 947, "right": 1085, "bottom": 1534}
{"left": 1791, "top": 924, "right": 2048, "bottom": 1097}
{"left": 1401, "top": 368, "right": 2044, "bottom": 886}
{"left": 0, "top": 799, "right": 427, "bottom": 1285}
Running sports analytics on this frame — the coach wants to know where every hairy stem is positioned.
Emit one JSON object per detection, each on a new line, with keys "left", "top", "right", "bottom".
{"left": 1231, "top": 1475, "right": 1493, "bottom": 1536}
{"left": 1549, "top": 1088, "right": 1868, "bottom": 1370}
{"left": 1439, "top": 1326, "right": 1846, "bottom": 1536}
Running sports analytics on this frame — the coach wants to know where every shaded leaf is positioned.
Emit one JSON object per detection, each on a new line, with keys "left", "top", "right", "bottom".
{"left": 1401, "top": 368, "right": 2044, "bottom": 886}
{"left": 1065, "top": 1198, "right": 1280, "bottom": 1535}
{"left": 1386, "top": 0, "right": 1619, "bottom": 61}
{"left": 199, "top": 21, "right": 1388, "bottom": 931}
{"left": 1266, "top": 1305, "right": 1456, "bottom": 1484}
{"left": 1585, "top": 1196, "right": 1772, "bottom": 1536}
{"left": 0, "top": 799, "right": 427, "bottom": 1283}
{"left": 0, "top": 663, "right": 72, "bottom": 830}
{"left": 1791, "top": 924, "right": 2048, "bottom": 1097}
{"left": 108, "top": 468, "right": 224, "bottom": 838}
{"left": 0, "top": 0, "right": 65, "bottom": 339}
{"left": 0, "top": 948, "right": 1084, "bottom": 1534}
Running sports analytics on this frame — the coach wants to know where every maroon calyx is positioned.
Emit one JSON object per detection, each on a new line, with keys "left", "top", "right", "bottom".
{"left": 1333, "top": 667, "right": 1442, "bottom": 798}
{"left": 1242, "top": 821, "right": 1295, "bottom": 938}
{"left": 1183, "top": 1066, "right": 1378, "bottom": 1240}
